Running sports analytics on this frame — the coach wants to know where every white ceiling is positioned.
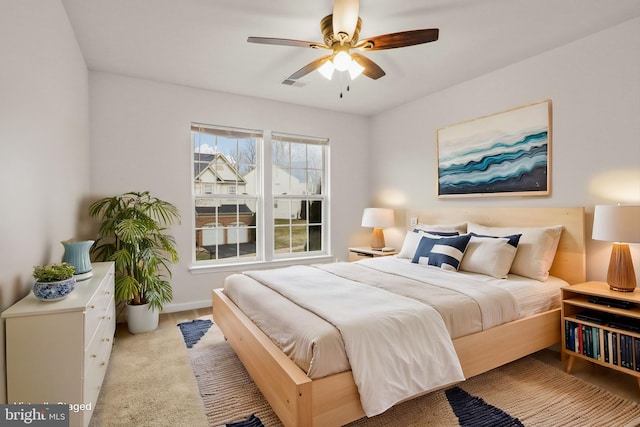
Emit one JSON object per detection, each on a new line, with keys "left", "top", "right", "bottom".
{"left": 61, "top": 0, "right": 640, "bottom": 117}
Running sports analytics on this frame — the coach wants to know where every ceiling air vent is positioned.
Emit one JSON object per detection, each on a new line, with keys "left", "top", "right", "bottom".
{"left": 281, "top": 78, "right": 307, "bottom": 87}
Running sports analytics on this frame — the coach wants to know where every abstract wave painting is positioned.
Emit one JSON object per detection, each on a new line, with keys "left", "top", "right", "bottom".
{"left": 437, "top": 100, "right": 551, "bottom": 197}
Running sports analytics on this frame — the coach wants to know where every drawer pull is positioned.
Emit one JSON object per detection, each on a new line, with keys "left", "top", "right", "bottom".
{"left": 103, "top": 337, "right": 111, "bottom": 342}
{"left": 90, "top": 354, "right": 97, "bottom": 358}
{"left": 100, "top": 362, "right": 106, "bottom": 366}
{"left": 89, "top": 305, "right": 96, "bottom": 309}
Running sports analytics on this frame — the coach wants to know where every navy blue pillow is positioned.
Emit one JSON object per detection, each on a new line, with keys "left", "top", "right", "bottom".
{"left": 469, "top": 232, "right": 521, "bottom": 247}
{"left": 413, "top": 229, "right": 459, "bottom": 236}
{"left": 411, "top": 234, "right": 472, "bottom": 271}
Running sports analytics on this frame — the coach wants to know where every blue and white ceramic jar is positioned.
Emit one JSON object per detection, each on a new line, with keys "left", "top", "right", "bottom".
{"left": 33, "top": 277, "right": 76, "bottom": 301}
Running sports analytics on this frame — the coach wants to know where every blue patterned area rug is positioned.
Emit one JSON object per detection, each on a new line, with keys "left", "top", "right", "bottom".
{"left": 180, "top": 317, "right": 640, "bottom": 427}
{"left": 178, "top": 318, "right": 213, "bottom": 348}
{"left": 178, "top": 317, "right": 272, "bottom": 427}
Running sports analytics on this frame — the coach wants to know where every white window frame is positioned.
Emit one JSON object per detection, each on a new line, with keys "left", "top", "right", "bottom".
{"left": 190, "top": 124, "right": 331, "bottom": 271}
{"left": 271, "top": 131, "right": 329, "bottom": 260}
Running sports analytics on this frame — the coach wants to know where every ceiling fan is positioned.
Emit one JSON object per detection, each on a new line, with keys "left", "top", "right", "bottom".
{"left": 248, "top": 0, "right": 439, "bottom": 83}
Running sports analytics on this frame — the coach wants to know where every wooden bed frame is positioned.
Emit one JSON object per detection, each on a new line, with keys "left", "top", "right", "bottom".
{"left": 212, "top": 207, "right": 586, "bottom": 427}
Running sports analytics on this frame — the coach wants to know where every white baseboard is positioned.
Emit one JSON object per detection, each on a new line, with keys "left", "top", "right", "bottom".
{"left": 163, "top": 299, "right": 212, "bottom": 313}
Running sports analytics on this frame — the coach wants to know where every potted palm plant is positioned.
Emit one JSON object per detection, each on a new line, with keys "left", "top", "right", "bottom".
{"left": 88, "top": 191, "right": 180, "bottom": 334}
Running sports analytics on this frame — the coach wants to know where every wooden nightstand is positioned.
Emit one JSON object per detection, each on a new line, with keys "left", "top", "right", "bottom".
{"left": 561, "top": 281, "right": 640, "bottom": 387}
{"left": 348, "top": 246, "right": 398, "bottom": 262}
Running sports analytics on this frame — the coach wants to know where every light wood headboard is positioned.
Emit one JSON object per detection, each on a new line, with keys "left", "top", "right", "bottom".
{"left": 406, "top": 207, "right": 586, "bottom": 284}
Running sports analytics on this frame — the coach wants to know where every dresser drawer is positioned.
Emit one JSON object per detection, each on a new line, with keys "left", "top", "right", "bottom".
{"left": 84, "top": 275, "right": 114, "bottom": 347}
{"left": 84, "top": 305, "right": 115, "bottom": 405}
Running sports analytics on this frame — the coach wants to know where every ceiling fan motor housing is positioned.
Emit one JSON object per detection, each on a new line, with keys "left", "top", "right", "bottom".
{"left": 321, "top": 14, "right": 362, "bottom": 46}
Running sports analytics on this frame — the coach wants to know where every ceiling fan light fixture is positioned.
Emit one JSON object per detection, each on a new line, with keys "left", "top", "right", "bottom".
{"left": 348, "top": 59, "right": 364, "bottom": 79}
{"left": 318, "top": 60, "right": 335, "bottom": 79}
{"left": 333, "top": 51, "right": 352, "bottom": 71}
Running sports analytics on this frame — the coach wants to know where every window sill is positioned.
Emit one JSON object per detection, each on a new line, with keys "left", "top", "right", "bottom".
{"left": 188, "top": 254, "right": 336, "bottom": 274}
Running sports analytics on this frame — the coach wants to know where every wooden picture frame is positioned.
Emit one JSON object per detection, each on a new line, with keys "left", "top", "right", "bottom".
{"left": 437, "top": 100, "right": 552, "bottom": 198}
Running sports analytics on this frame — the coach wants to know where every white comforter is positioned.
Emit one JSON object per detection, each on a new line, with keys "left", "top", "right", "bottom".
{"left": 246, "top": 265, "right": 465, "bottom": 417}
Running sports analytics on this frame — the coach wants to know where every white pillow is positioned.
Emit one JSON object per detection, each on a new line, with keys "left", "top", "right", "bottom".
{"left": 460, "top": 234, "right": 520, "bottom": 279}
{"left": 467, "top": 222, "right": 563, "bottom": 281}
{"left": 397, "top": 230, "right": 457, "bottom": 259}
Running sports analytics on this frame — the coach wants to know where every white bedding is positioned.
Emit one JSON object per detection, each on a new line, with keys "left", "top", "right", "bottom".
{"left": 246, "top": 265, "right": 465, "bottom": 416}
{"left": 223, "top": 256, "right": 568, "bottom": 416}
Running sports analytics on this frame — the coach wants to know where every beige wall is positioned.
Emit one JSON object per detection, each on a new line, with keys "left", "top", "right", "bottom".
{"left": 369, "top": 18, "right": 640, "bottom": 285}
{"left": 0, "top": 1, "right": 91, "bottom": 403}
{"left": 87, "top": 72, "right": 371, "bottom": 311}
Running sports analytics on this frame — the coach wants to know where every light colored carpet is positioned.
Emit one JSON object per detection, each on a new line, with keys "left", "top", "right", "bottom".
{"left": 90, "top": 310, "right": 210, "bottom": 427}
{"left": 188, "top": 315, "right": 640, "bottom": 427}
{"left": 91, "top": 309, "right": 640, "bottom": 426}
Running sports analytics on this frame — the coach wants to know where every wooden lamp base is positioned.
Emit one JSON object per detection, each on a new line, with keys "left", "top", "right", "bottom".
{"left": 369, "top": 228, "right": 385, "bottom": 250}
{"left": 607, "top": 243, "right": 637, "bottom": 292}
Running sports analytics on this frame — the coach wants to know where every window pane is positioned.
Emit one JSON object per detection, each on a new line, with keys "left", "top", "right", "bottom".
{"left": 307, "top": 144, "right": 323, "bottom": 169}
{"left": 274, "top": 198, "right": 323, "bottom": 254}
{"left": 272, "top": 140, "right": 289, "bottom": 167}
{"left": 290, "top": 142, "right": 306, "bottom": 166}
{"left": 307, "top": 170, "right": 322, "bottom": 195}
{"left": 195, "top": 202, "right": 257, "bottom": 260}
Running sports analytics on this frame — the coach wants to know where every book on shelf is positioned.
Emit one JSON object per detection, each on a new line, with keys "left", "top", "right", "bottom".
{"left": 620, "top": 334, "right": 635, "bottom": 371}
{"left": 565, "top": 320, "right": 574, "bottom": 352}
{"left": 578, "top": 323, "right": 584, "bottom": 355}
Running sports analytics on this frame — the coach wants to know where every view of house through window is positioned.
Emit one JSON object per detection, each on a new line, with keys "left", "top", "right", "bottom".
{"left": 192, "top": 124, "right": 328, "bottom": 265}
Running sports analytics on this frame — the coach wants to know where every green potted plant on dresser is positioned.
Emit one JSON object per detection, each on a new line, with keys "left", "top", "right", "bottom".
{"left": 32, "top": 262, "right": 76, "bottom": 301}
{"left": 88, "top": 191, "right": 180, "bottom": 333}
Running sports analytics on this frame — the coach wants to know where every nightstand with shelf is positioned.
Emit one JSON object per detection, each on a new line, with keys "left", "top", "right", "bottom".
{"left": 348, "top": 246, "right": 398, "bottom": 262}
{"left": 561, "top": 281, "right": 640, "bottom": 387}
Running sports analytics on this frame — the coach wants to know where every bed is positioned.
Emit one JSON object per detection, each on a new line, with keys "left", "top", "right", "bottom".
{"left": 212, "top": 207, "right": 586, "bottom": 426}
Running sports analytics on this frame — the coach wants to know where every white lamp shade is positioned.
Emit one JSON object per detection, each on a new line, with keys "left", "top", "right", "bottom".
{"left": 318, "top": 60, "right": 335, "bottom": 80}
{"left": 592, "top": 205, "right": 640, "bottom": 243}
{"left": 348, "top": 59, "right": 364, "bottom": 79}
{"left": 361, "top": 208, "right": 394, "bottom": 229}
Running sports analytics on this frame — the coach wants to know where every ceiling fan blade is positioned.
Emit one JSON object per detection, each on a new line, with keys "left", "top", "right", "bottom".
{"left": 247, "top": 36, "right": 329, "bottom": 50}
{"left": 357, "top": 28, "right": 439, "bottom": 51}
{"left": 288, "top": 54, "right": 334, "bottom": 80}
{"left": 332, "top": 0, "right": 360, "bottom": 42}
{"left": 351, "top": 53, "right": 386, "bottom": 80}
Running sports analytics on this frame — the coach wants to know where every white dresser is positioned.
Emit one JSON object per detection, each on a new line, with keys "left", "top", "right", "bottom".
{"left": 2, "top": 262, "right": 115, "bottom": 427}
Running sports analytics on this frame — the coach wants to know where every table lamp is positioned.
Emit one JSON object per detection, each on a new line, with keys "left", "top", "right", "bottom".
{"left": 592, "top": 204, "right": 640, "bottom": 292}
{"left": 361, "top": 208, "right": 394, "bottom": 250}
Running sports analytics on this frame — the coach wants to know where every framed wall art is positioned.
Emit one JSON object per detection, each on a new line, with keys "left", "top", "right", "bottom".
{"left": 437, "top": 99, "right": 551, "bottom": 198}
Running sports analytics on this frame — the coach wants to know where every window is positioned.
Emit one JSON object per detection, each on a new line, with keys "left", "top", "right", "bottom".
{"left": 192, "top": 124, "right": 260, "bottom": 263}
{"left": 192, "top": 124, "right": 329, "bottom": 266}
{"left": 272, "top": 132, "right": 327, "bottom": 255}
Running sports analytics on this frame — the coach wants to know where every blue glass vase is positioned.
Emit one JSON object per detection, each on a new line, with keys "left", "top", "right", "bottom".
{"left": 62, "top": 240, "right": 94, "bottom": 280}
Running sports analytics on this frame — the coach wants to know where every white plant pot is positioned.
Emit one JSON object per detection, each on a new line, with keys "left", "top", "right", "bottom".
{"left": 127, "top": 303, "right": 159, "bottom": 334}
